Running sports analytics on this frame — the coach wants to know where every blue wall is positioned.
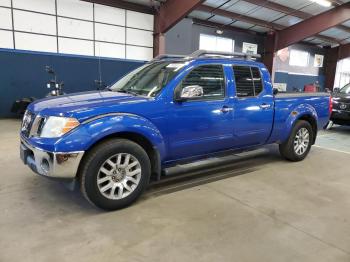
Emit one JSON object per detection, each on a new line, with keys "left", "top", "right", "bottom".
{"left": 274, "top": 71, "right": 325, "bottom": 92}
{"left": 0, "top": 49, "right": 144, "bottom": 117}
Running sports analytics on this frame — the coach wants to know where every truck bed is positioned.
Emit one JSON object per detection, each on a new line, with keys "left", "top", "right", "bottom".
{"left": 268, "top": 92, "right": 330, "bottom": 144}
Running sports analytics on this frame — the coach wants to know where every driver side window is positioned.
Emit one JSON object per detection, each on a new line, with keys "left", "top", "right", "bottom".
{"left": 181, "top": 64, "right": 225, "bottom": 100}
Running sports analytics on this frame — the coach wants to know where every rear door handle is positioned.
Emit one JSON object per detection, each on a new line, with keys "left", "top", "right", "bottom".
{"left": 260, "top": 103, "right": 271, "bottom": 109}
{"left": 221, "top": 106, "right": 234, "bottom": 113}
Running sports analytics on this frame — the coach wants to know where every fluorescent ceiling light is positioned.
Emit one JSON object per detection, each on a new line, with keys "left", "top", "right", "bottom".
{"left": 310, "top": 0, "right": 332, "bottom": 7}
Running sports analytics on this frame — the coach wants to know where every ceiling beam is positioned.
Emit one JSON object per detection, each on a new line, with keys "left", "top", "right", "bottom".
{"left": 243, "top": 0, "right": 310, "bottom": 19}
{"left": 82, "top": 0, "right": 155, "bottom": 14}
{"left": 191, "top": 18, "right": 261, "bottom": 36}
{"left": 197, "top": 4, "right": 340, "bottom": 46}
{"left": 155, "top": 0, "right": 206, "bottom": 34}
{"left": 243, "top": 0, "right": 350, "bottom": 34}
{"left": 276, "top": 2, "right": 350, "bottom": 50}
{"left": 197, "top": 4, "right": 284, "bottom": 30}
{"left": 339, "top": 42, "right": 350, "bottom": 60}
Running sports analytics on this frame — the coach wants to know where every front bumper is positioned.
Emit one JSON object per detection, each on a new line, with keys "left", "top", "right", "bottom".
{"left": 331, "top": 109, "right": 350, "bottom": 122}
{"left": 20, "top": 137, "right": 84, "bottom": 179}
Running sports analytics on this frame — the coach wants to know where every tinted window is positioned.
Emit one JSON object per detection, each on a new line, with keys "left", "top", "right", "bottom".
{"left": 251, "top": 67, "right": 263, "bottom": 95}
{"left": 233, "top": 66, "right": 254, "bottom": 97}
{"left": 233, "top": 66, "right": 263, "bottom": 97}
{"left": 182, "top": 65, "right": 225, "bottom": 99}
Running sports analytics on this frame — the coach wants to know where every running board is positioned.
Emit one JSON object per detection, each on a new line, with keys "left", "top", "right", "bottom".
{"left": 161, "top": 147, "right": 269, "bottom": 177}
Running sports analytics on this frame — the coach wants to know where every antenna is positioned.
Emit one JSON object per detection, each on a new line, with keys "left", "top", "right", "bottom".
{"left": 95, "top": 44, "right": 105, "bottom": 90}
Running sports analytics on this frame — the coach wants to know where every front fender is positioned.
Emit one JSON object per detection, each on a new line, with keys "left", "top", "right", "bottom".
{"left": 280, "top": 104, "right": 318, "bottom": 143}
{"left": 54, "top": 113, "right": 166, "bottom": 159}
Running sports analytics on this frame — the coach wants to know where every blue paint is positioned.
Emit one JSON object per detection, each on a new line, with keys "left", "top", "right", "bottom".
{"left": 23, "top": 57, "right": 330, "bottom": 166}
{"left": 0, "top": 48, "right": 145, "bottom": 117}
{"left": 274, "top": 71, "right": 325, "bottom": 92}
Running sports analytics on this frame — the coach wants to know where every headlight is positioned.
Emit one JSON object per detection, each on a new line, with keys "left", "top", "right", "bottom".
{"left": 40, "top": 116, "right": 80, "bottom": 138}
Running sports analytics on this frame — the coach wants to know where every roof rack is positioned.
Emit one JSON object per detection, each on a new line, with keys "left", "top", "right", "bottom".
{"left": 190, "top": 50, "right": 261, "bottom": 60}
{"left": 151, "top": 50, "right": 261, "bottom": 62}
{"left": 152, "top": 54, "right": 187, "bottom": 61}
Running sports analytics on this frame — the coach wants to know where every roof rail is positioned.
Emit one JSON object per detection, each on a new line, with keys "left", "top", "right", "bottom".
{"left": 151, "top": 50, "right": 261, "bottom": 62}
{"left": 190, "top": 50, "right": 261, "bottom": 60}
{"left": 152, "top": 54, "right": 187, "bottom": 61}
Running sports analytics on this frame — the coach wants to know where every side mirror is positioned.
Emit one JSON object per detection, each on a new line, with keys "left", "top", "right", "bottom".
{"left": 273, "top": 88, "right": 279, "bottom": 95}
{"left": 333, "top": 87, "right": 340, "bottom": 93}
{"left": 175, "top": 85, "right": 204, "bottom": 102}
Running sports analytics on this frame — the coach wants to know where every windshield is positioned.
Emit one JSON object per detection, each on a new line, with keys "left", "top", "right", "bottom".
{"left": 339, "top": 83, "right": 350, "bottom": 94}
{"left": 109, "top": 61, "right": 187, "bottom": 97}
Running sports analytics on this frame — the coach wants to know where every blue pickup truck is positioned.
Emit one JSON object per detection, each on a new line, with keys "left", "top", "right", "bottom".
{"left": 20, "top": 50, "right": 331, "bottom": 210}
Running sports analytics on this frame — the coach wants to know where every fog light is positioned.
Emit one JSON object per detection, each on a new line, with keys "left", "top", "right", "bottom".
{"left": 41, "top": 159, "right": 50, "bottom": 174}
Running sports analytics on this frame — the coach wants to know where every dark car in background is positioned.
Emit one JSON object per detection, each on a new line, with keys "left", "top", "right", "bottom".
{"left": 331, "top": 83, "right": 350, "bottom": 126}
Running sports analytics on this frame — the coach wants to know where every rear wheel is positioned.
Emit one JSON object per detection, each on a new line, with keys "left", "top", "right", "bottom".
{"left": 279, "top": 120, "right": 314, "bottom": 162}
{"left": 79, "top": 139, "right": 151, "bottom": 210}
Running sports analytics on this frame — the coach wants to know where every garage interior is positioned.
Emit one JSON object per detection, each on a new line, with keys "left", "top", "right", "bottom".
{"left": 1, "top": 0, "right": 350, "bottom": 261}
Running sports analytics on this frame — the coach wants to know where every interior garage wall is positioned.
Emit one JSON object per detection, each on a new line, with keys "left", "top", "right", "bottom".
{"left": 274, "top": 44, "right": 326, "bottom": 92}
{"left": 165, "top": 18, "right": 326, "bottom": 92}
{"left": 0, "top": 49, "right": 143, "bottom": 117}
{"left": 165, "top": 18, "right": 265, "bottom": 56}
{"left": 0, "top": 0, "right": 153, "bottom": 117}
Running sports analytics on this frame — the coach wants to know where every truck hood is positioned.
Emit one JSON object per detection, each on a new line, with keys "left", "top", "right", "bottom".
{"left": 28, "top": 90, "right": 152, "bottom": 122}
{"left": 333, "top": 93, "right": 350, "bottom": 102}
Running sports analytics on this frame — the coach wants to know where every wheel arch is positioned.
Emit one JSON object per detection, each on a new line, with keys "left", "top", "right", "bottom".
{"left": 297, "top": 114, "right": 317, "bottom": 144}
{"left": 79, "top": 131, "right": 162, "bottom": 182}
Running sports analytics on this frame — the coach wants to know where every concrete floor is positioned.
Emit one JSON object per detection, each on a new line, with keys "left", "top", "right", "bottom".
{"left": 1, "top": 119, "right": 350, "bottom": 262}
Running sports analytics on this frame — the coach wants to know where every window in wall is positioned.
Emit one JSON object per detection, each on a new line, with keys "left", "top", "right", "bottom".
{"left": 0, "top": 0, "right": 154, "bottom": 61}
{"left": 13, "top": 10, "right": 57, "bottom": 35}
{"left": 233, "top": 66, "right": 263, "bottom": 97}
{"left": 181, "top": 65, "right": 225, "bottom": 99}
{"left": 289, "top": 49, "right": 309, "bottom": 67}
{"left": 334, "top": 58, "right": 350, "bottom": 89}
{"left": 199, "top": 34, "right": 235, "bottom": 53}
{"left": 0, "top": 7, "right": 12, "bottom": 30}
{"left": 0, "top": 30, "right": 13, "bottom": 49}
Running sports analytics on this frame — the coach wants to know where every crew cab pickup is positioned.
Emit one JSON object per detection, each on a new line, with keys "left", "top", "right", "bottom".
{"left": 20, "top": 50, "right": 331, "bottom": 210}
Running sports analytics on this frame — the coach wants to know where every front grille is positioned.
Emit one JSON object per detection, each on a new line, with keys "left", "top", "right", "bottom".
{"left": 21, "top": 111, "right": 35, "bottom": 137}
{"left": 339, "top": 103, "right": 350, "bottom": 111}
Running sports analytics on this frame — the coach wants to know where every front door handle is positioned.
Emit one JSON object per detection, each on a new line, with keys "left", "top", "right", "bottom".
{"left": 221, "top": 106, "right": 234, "bottom": 113}
{"left": 260, "top": 103, "right": 271, "bottom": 109}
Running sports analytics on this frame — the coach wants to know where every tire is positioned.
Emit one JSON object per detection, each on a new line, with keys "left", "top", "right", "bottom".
{"left": 79, "top": 138, "right": 151, "bottom": 210}
{"left": 279, "top": 120, "right": 314, "bottom": 162}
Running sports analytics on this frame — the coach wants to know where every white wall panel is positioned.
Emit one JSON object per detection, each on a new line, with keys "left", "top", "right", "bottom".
{"left": 58, "top": 17, "right": 93, "bottom": 39}
{"left": 126, "top": 10, "right": 153, "bottom": 31}
{"left": 15, "top": 32, "right": 57, "bottom": 52}
{"left": 126, "top": 28, "right": 153, "bottom": 47}
{"left": 95, "top": 42, "right": 125, "bottom": 59}
{"left": 95, "top": 4, "right": 125, "bottom": 26}
{"left": 0, "top": 0, "right": 11, "bottom": 7}
{"left": 126, "top": 45, "right": 152, "bottom": 61}
{"left": 0, "top": 29, "right": 13, "bottom": 48}
{"left": 58, "top": 37, "right": 93, "bottom": 56}
{"left": 14, "top": 10, "right": 56, "bottom": 35}
{"left": 13, "top": 0, "right": 55, "bottom": 14}
{"left": 57, "top": 0, "right": 93, "bottom": 21}
{"left": 0, "top": 7, "right": 12, "bottom": 30}
{"left": 95, "top": 23, "right": 125, "bottom": 44}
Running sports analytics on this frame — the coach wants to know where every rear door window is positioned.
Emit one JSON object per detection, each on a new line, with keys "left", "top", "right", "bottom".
{"left": 232, "top": 65, "right": 263, "bottom": 97}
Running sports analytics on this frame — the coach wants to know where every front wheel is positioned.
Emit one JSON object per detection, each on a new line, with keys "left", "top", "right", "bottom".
{"left": 79, "top": 139, "right": 151, "bottom": 210}
{"left": 279, "top": 120, "right": 314, "bottom": 162}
